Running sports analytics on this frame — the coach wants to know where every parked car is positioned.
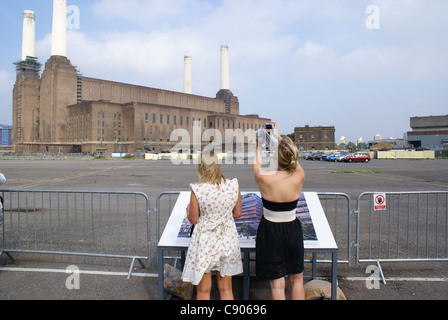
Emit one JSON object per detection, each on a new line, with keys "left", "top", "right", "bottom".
{"left": 331, "top": 153, "right": 344, "bottom": 162}
{"left": 324, "top": 153, "right": 340, "bottom": 161}
{"left": 305, "top": 153, "right": 319, "bottom": 160}
{"left": 312, "top": 152, "right": 325, "bottom": 161}
{"left": 303, "top": 153, "right": 313, "bottom": 160}
{"left": 344, "top": 153, "right": 371, "bottom": 163}
{"left": 335, "top": 153, "right": 349, "bottom": 162}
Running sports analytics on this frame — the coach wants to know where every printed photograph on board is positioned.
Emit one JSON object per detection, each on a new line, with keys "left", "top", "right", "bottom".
{"left": 178, "top": 192, "right": 318, "bottom": 242}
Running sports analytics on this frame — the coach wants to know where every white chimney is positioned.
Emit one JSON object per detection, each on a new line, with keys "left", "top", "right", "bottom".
{"left": 51, "top": 0, "right": 67, "bottom": 57}
{"left": 220, "top": 45, "right": 230, "bottom": 90}
{"left": 184, "top": 56, "right": 192, "bottom": 94}
{"left": 22, "top": 10, "right": 36, "bottom": 61}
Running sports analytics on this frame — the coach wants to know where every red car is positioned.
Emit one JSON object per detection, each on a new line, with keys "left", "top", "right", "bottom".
{"left": 344, "top": 153, "right": 371, "bottom": 163}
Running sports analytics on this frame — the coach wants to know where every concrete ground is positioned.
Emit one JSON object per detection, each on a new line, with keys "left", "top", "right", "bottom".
{"left": 0, "top": 158, "right": 447, "bottom": 300}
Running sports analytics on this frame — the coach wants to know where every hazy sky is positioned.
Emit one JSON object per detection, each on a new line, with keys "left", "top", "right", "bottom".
{"left": 1, "top": 0, "right": 447, "bottom": 143}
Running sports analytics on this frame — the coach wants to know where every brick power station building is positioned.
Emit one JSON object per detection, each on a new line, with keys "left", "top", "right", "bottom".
{"left": 13, "top": 2, "right": 270, "bottom": 155}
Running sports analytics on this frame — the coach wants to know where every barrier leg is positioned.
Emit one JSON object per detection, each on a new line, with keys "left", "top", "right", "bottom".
{"left": 0, "top": 251, "right": 14, "bottom": 262}
{"left": 377, "top": 261, "right": 386, "bottom": 285}
{"left": 126, "top": 258, "right": 146, "bottom": 279}
{"left": 127, "top": 258, "right": 137, "bottom": 279}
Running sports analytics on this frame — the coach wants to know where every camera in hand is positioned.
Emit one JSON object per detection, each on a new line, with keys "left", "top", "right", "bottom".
{"left": 264, "top": 123, "right": 273, "bottom": 130}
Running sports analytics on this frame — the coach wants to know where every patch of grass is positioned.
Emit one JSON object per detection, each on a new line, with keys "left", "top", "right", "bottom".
{"left": 122, "top": 155, "right": 137, "bottom": 160}
{"left": 331, "top": 170, "right": 383, "bottom": 174}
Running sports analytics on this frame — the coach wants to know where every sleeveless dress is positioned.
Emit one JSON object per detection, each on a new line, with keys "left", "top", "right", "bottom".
{"left": 255, "top": 197, "right": 304, "bottom": 280}
{"left": 181, "top": 178, "right": 243, "bottom": 285}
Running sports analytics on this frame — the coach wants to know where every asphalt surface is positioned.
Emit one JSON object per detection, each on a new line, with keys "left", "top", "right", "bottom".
{"left": 1, "top": 158, "right": 447, "bottom": 301}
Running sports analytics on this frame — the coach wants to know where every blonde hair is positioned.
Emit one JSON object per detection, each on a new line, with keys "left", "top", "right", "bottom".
{"left": 197, "top": 152, "right": 226, "bottom": 186}
{"left": 277, "top": 136, "right": 299, "bottom": 172}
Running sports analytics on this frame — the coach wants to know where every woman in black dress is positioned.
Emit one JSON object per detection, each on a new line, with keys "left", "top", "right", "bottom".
{"left": 252, "top": 123, "right": 306, "bottom": 300}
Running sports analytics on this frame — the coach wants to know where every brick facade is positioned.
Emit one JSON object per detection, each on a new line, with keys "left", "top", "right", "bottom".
{"left": 294, "top": 125, "right": 336, "bottom": 151}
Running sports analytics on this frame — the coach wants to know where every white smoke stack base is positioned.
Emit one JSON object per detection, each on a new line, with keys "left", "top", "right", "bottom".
{"left": 51, "top": 0, "right": 67, "bottom": 57}
{"left": 22, "top": 10, "right": 36, "bottom": 61}
{"left": 184, "top": 56, "right": 192, "bottom": 94}
{"left": 220, "top": 45, "right": 230, "bottom": 90}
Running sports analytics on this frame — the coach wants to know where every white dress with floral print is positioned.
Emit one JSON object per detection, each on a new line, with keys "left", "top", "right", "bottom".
{"left": 182, "top": 178, "right": 243, "bottom": 285}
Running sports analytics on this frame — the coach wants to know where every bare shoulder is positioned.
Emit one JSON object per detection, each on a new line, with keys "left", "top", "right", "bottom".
{"left": 295, "top": 162, "right": 306, "bottom": 179}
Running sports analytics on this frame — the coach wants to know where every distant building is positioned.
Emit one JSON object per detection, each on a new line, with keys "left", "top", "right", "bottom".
{"left": 0, "top": 125, "right": 12, "bottom": 146}
{"left": 407, "top": 115, "right": 448, "bottom": 150}
{"left": 368, "top": 138, "right": 408, "bottom": 150}
{"left": 294, "top": 125, "right": 336, "bottom": 150}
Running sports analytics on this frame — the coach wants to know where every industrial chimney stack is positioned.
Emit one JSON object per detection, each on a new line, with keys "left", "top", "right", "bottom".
{"left": 184, "top": 56, "right": 192, "bottom": 94}
{"left": 220, "top": 45, "right": 230, "bottom": 90}
{"left": 22, "top": 10, "right": 36, "bottom": 61}
{"left": 51, "top": 0, "right": 67, "bottom": 57}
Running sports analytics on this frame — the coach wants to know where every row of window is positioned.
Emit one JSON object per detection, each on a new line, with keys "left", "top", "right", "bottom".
{"left": 71, "top": 112, "right": 262, "bottom": 130}
{"left": 145, "top": 113, "right": 201, "bottom": 127}
{"left": 68, "top": 111, "right": 265, "bottom": 143}
{"left": 297, "top": 133, "right": 330, "bottom": 140}
{"left": 144, "top": 113, "right": 262, "bottom": 131}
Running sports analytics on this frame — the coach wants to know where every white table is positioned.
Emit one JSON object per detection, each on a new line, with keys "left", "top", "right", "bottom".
{"left": 157, "top": 192, "right": 338, "bottom": 300}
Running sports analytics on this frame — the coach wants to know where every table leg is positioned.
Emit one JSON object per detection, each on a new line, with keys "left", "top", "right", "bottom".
{"left": 312, "top": 252, "right": 317, "bottom": 280}
{"left": 158, "top": 247, "right": 164, "bottom": 300}
{"left": 243, "top": 250, "right": 250, "bottom": 300}
{"left": 331, "top": 251, "right": 338, "bottom": 300}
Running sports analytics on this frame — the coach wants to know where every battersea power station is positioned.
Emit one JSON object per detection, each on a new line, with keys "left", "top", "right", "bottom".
{"left": 13, "top": 0, "right": 270, "bottom": 155}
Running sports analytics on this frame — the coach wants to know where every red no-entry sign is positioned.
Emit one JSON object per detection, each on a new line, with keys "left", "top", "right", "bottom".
{"left": 374, "top": 193, "right": 386, "bottom": 211}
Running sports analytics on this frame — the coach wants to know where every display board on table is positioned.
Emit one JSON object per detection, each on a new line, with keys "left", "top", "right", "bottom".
{"left": 158, "top": 192, "right": 337, "bottom": 250}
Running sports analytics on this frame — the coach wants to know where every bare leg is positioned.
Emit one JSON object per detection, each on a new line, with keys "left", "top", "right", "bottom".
{"left": 216, "top": 271, "right": 234, "bottom": 300}
{"left": 289, "top": 273, "right": 305, "bottom": 300}
{"left": 197, "top": 272, "right": 212, "bottom": 300}
{"left": 270, "top": 277, "right": 286, "bottom": 300}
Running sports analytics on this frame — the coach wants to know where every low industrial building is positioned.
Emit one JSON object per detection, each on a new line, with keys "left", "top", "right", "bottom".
{"left": 407, "top": 115, "right": 448, "bottom": 150}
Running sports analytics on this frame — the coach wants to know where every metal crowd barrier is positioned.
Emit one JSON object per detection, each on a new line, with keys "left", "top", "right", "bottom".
{"left": 4, "top": 188, "right": 446, "bottom": 285}
{"left": 316, "top": 192, "right": 352, "bottom": 266}
{"left": 355, "top": 191, "right": 448, "bottom": 283}
{"left": 155, "top": 191, "right": 183, "bottom": 243}
{"left": 0, "top": 189, "right": 150, "bottom": 278}
{"left": 155, "top": 191, "right": 184, "bottom": 268}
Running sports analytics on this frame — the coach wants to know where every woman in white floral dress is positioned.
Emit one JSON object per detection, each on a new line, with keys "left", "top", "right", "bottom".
{"left": 182, "top": 153, "right": 243, "bottom": 300}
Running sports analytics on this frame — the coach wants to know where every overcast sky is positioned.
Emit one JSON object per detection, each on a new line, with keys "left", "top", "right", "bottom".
{"left": 1, "top": 0, "right": 447, "bottom": 143}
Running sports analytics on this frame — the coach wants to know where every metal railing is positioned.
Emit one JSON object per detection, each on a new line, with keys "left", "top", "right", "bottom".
{"left": 155, "top": 191, "right": 184, "bottom": 268}
{"left": 355, "top": 191, "right": 448, "bottom": 283}
{"left": 0, "top": 189, "right": 151, "bottom": 278}
{"left": 155, "top": 191, "right": 183, "bottom": 243}
{"left": 316, "top": 192, "right": 352, "bottom": 265}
